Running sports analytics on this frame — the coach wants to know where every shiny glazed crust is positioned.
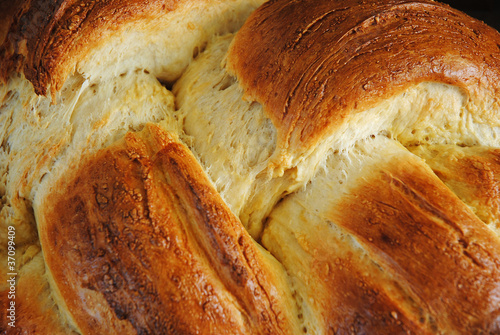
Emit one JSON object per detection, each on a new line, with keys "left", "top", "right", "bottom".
{"left": 37, "top": 124, "right": 297, "bottom": 334}
{"left": 0, "top": 0, "right": 184, "bottom": 95}
{"left": 228, "top": 0, "right": 500, "bottom": 153}
{"left": 2, "top": 0, "right": 500, "bottom": 334}
{"left": 261, "top": 137, "right": 500, "bottom": 333}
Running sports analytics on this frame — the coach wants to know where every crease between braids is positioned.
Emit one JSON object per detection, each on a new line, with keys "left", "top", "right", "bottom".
{"left": 2, "top": 0, "right": 500, "bottom": 334}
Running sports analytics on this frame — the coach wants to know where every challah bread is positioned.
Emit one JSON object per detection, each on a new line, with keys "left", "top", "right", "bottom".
{"left": 0, "top": 0, "right": 264, "bottom": 252}
{"left": 2, "top": 0, "right": 500, "bottom": 334}
{"left": 0, "top": 0, "right": 265, "bottom": 97}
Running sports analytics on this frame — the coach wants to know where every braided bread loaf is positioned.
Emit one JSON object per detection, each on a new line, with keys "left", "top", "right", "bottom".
{"left": 2, "top": 0, "right": 500, "bottom": 333}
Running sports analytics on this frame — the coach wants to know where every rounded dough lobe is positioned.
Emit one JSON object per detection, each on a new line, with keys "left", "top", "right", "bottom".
{"left": 35, "top": 124, "right": 300, "bottom": 334}
{"left": 227, "top": 0, "right": 500, "bottom": 152}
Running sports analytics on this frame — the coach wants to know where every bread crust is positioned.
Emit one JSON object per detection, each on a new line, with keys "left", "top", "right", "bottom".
{"left": 262, "top": 136, "right": 500, "bottom": 334}
{"left": 2, "top": 0, "right": 500, "bottom": 333}
{"left": 410, "top": 145, "right": 500, "bottom": 232}
{"left": 334, "top": 154, "right": 500, "bottom": 333}
{"left": 36, "top": 124, "right": 297, "bottom": 334}
{"left": 228, "top": 0, "right": 500, "bottom": 153}
{"left": 0, "top": 0, "right": 188, "bottom": 96}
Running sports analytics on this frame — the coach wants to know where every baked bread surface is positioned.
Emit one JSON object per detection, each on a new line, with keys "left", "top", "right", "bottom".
{"left": 2, "top": 0, "right": 500, "bottom": 334}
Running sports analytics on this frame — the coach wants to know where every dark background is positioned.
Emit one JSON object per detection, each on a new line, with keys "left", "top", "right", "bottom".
{"left": 439, "top": 0, "right": 500, "bottom": 31}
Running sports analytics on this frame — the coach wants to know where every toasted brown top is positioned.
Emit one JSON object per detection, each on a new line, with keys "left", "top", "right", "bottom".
{"left": 333, "top": 152, "right": 500, "bottom": 333}
{"left": 0, "top": 0, "right": 183, "bottom": 95}
{"left": 293, "top": 225, "right": 431, "bottom": 334}
{"left": 227, "top": 0, "right": 500, "bottom": 153}
{"left": 262, "top": 137, "right": 500, "bottom": 334}
{"left": 37, "top": 124, "right": 296, "bottom": 334}
{"left": 5, "top": 0, "right": 500, "bottom": 333}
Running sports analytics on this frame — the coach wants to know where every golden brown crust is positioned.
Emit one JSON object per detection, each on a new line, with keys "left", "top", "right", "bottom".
{"left": 333, "top": 154, "right": 500, "bottom": 333}
{"left": 0, "top": 0, "right": 184, "bottom": 95}
{"left": 227, "top": 0, "right": 500, "bottom": 152}
{"left": 262, "top": 138, "right": 500, "bottom": 334}
{"left": 304, "top": 241, "right": 430, "bottom": 334}
{"left": 37, "top": 124, "right": 294, "bottom": 334}
{"left": 410, "top": 145, "right": 500, "bottom": 228}
{"left": 4, "top": 0, "right": 500, "bottom": 333}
